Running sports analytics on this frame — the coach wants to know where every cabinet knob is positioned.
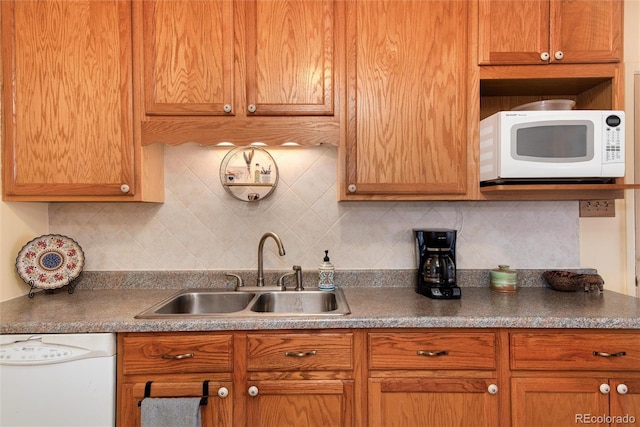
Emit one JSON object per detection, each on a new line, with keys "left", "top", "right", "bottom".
{"left": 248, "top": 386, "right": 259, "bottom": 397}
{"left": 617, "top": 384, "right": 628, "bottom": 395}
{"left": 487, "top": 384, "right": 498, "bottom": 395}
{"left": 554, "top": 51, "right": 564, "bottom": 60}
{"left": 223, "top": 104, "right": 232, "bottom": 113}
{"left": 599, "top": 383, "right": 611, "bottom": 394}
{"left": 217, "top": 387, "right": 229, "bottom": 398}
{"left": 248, "top": 104, "right": 257, "bottom": 113}
{"left": 120, "top": 184, "right": 130, "bottom": 193}
{"left": 348, "top": 184, "right": 357, "bottom": 193}
{"left": 540, "top": 52, "right": 550, "bottom": 61}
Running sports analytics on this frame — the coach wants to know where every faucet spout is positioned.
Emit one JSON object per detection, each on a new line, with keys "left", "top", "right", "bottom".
{"left": 257, "top": 232, "right": 286, "bottom": 286}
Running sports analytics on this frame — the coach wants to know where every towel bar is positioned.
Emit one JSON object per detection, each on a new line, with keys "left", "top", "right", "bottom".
{"left": 137, "top": 380, "right": 211, "bottom": 407}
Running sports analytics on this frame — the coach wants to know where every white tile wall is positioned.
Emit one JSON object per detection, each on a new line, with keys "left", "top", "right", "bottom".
{"left": 49, "top": 144, "right": 580, "bottom": 271}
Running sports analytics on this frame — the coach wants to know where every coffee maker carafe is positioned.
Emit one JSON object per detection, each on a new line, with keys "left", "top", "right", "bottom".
{"left": 414, "top": 229, "right": 460, "bottom": 299}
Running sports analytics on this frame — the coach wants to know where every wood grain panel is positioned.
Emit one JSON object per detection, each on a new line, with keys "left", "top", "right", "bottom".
{"left": 510, "top": 332, "right": 640, "bottom": 371}
{"left": 344, "top": 0, "right": 468, "bottom": 196}
{"left": 478, "top": 0, "right": 548, "bottom": 65}
{"left": 246, "top": 0, "right": 334, "bottom": 115}
{"left": 120, "top": 380, "right": 233, "bottom": 427}
{"left": 368, "top": 332, "right": 496, "bottom": 370}
{"left": 368, "top": 378, "right": 498, "bottom": 427}
{"left": 247, "top": 333, "right": 353, "bottom": 371}
{"left": 246, "top": 380, "right": 354, "bottom": 427}
{"left": 2, "top": 0, "right": 134, "bottom": 196}
{"left": 511, "top": 377, "right": 610, "bottom": 427}
{"left": 121, "top": 333, "right": 234, "bottom": 374}
{"left": 143, "top": 0, "right": 234, "bottom": 115}
{"left": 550, "top": 0, "right": 622, "bottom": 63}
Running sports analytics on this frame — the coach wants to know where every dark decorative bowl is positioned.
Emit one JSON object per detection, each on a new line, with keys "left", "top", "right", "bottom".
{"left": 543, "top": 271, "right": 583, "bottom": 292}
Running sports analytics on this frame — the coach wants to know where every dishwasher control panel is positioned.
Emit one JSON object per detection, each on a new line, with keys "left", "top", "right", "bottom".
{"left": 0, "top": 335, "right": 98, "bottom": 365}
{"left": 0, "top": 345, "right": 79, "bottom": 363}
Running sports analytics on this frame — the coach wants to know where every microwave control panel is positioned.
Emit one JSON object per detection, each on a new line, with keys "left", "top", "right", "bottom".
{"left": 603, "top": 114, "right": 624, "bottom": 163}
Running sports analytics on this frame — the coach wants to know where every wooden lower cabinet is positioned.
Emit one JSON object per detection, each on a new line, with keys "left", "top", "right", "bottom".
{"left": 366, "top": 331, "right": 500, "bottom": 427}
{"left": 119, "top": 380, "right": 234, "bottom": 427}
{"left": 242, "top": 332, "right": 357, "bottom": 427}
{"left": 245, "top": 379, "right": 354, "bottom": 427}
{"left": 118, "top": 329, "right": 639, "bottom": 427}
{"left": 509, "top": 330, "right": 640, "bottom": 427}
{"left": 511, "top": 377, "right": 640, "bottom": 427}
{"left": 118, "top": 331, "right": 358, "bottom": 427}
{"left": 368, "top": 377, "right": 498, "bottom": 427}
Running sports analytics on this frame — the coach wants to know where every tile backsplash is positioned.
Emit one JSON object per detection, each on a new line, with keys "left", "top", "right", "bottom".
{"left": 49, "top": 144, "right": 580, "bottom": 272}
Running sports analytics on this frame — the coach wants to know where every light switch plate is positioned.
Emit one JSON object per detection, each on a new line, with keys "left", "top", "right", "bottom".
{"left": 579, "top": 200, "right": 615, "bottom": 217}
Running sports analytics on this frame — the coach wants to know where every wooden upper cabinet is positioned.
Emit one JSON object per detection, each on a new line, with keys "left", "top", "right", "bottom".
{"left": 478, "top": 0, "right": 622, "bottom": 65}
{"left": 142, "top": 1, "right": 234, "bottom": 116}
{"left": 246, "top": 0, "right": 334, "bottom": 116}
{"left": 341, "top": 0, "right": 470, "bottom": 200}
{"left": 1, "top": 0, "right": 162, "bottom": 201}
{"left": 141, "top": 0, "right": 334, "bottom": 117}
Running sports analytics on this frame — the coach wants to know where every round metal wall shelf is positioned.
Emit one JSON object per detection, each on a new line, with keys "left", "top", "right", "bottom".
{"left": 219, "top": 146, "right": 279, "bottom": 202}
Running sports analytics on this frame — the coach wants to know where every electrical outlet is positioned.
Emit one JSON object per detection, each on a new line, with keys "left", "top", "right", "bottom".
{"left": 579, "top": 200, "right": 616, "bottom": 217}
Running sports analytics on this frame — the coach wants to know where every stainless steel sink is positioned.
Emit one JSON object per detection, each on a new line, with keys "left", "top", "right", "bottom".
{"left": 250, "top": 291, "right": 345, "bottom": 314}
{"left": 148, "top": 291, "right": 255, "bottom": 315}
{"left": 135, "top": 288, "right": 350, "bottom": 319}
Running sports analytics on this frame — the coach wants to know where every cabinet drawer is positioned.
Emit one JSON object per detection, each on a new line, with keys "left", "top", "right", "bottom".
{"left": 246, "top": 333, "right": 353, "bottom": 371}
{"left": 510, "top": 332, "right": 640, "bottom": 371}
{"left": 368, "top": 332, "right": 496, "bottom": 370}
{"left": 121, "top": 333, "right": 233, "bottom": 375}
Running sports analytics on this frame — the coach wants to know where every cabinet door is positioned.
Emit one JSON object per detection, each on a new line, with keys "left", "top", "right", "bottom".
{"left": 246, "top": 0, "right": 335, "bottom": 116}
{"left": 343, "top": 0, "right": 469, "bottom": 198}
{"left": 610, "top": 379, "right": 640, "bottom": 427}
{"left": 478, "top": 0, "right": 622, "bottom": 65}
{"left": 368, "top": 378, "right": 498, "bottom": 427}
{"left": 1, "top": 0, "right": 136, "bottom": 198}
{"left": 119, "top": 380, "right": 233, "bottom": 427}
{"left": 549, "top": 0, "right": 622, "bottom": 64}
{"left": 511, "top": 377, "right": 610, "bottom": 427}
{"left": 478, "top": 0, "right": 549, "bottom": 65}
{"left": 141, "top": 0, "right": 234, "bottom": 115}
{"left": 246, "top": 379, "right": 354, "bottom": 427}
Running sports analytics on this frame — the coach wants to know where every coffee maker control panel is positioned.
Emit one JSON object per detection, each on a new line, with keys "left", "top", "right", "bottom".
{"left": 428, "top": 286, "right": 461, "bottom": 299}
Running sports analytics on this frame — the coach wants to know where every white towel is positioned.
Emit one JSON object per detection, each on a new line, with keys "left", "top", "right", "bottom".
{"left": 140, "top": 397, "right": 202, "bottom": 427}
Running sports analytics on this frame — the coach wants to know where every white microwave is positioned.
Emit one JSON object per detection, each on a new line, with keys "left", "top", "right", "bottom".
{"left": 479, "top": 110, "right": 625, "bottom": 184}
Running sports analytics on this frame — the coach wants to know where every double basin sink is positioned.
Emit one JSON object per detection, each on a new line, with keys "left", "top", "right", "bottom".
{"left": 135, "top": 288, "right": 350, "bottom": 319}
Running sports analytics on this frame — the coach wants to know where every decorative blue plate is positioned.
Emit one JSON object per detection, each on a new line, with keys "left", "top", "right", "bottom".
{"left": 15, "top": 234, "right": 84, "bottom": 290}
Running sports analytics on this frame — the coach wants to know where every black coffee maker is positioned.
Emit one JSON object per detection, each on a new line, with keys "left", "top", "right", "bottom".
{"left": 414, "top": 229, "right": 460, "bottom": 299}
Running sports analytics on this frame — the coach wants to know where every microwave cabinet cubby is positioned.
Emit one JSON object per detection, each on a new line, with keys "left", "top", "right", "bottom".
{"left": 476, "top": 61, "right": 635, "bottom": 200}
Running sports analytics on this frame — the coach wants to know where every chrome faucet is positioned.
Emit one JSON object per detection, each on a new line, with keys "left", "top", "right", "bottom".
{"left": 257, "top": 232, "right": 286, "bottom": 287}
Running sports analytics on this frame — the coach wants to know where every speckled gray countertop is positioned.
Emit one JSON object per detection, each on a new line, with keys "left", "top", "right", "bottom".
{"left": 1, "top": 270, "right": 639, "bottom": 333}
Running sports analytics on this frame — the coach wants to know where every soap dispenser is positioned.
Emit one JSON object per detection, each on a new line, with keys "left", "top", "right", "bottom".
{"left": 318, "top": 250, "right": 335, "bottom": 290}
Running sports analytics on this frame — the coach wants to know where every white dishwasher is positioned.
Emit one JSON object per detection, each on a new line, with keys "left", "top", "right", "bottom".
{"left": 0, "top": 333, "right": 116, "bottom": 427}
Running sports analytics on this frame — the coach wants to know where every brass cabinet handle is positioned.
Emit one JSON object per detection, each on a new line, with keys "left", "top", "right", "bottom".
{"left": 417, "top": 350, "right": 449, "bottom": 357}
{"left": 593, "top": 351, "right": 626, "bottom": 357}
{"left": 284, "top": 350, "right": 317, "bottom": 357}
{"left": 161, "top": 353, "right": 195, "bottom": 360}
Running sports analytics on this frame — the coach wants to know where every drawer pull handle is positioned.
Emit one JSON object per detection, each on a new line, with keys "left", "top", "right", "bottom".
{"left": 161, "top": 353, "right": 195, "bottom": 360}
{"left": 593, "top": 351, "right": 626, "bottom": 358}
{"left": 417, "top": 350, "right": 449, "bottom": 357}
{"left": 284, "top": 350, "right": 317, "bottom": 357}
